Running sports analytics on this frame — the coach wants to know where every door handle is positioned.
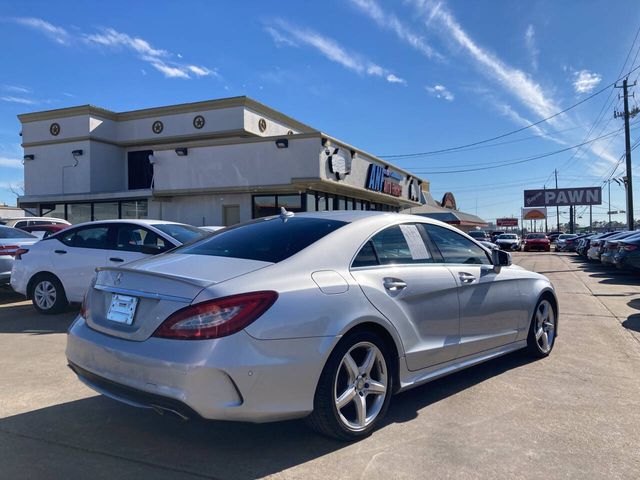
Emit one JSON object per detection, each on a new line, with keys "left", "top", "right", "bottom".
{"left": 109, "top": 257, "right": 124, "bottom": 263}
{"left": 458, "top": 272, "right": 476, "bottom": 284}
{"left": 54, "top": 249, "right": 67, "bottom": 254}
{"left": 383, "top": 278, "right": 407, "bottom": 292}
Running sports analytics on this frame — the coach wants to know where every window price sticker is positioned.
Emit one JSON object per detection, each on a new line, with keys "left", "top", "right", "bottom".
{"left": 399, "top": 224, "right": 430, "bottom": 260}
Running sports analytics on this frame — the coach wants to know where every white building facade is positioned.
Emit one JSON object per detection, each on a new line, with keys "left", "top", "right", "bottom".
{"left": 18, "top": 97, "right": 425, "bottom": 226}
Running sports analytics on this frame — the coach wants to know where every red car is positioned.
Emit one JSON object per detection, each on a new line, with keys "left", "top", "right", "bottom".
{"left": 523, "top": 233, "right": 551, "bottom": 252}
{"left": 17, "top": 223, "right": 68, "bottom": 239}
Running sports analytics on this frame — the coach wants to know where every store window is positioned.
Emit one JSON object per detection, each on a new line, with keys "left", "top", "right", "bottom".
{"left": 93, "top": 202, "right": 119, "bottom": 221}
{"left": 252, "top": 194, "right": 305, "bottom": 218}
{"left": 121, "top": 200, "right": 148, "bottom": 219}
{"left": 40, "top": 203, "right": 65, "bottom": 219}
{"left": 67, "top": 203, "right": 92, "bottom": 224}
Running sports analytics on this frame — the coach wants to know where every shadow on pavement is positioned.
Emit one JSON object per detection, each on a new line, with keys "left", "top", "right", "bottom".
{"left": 0, "top": 351, "right": 535, "bottom": 479}
{"left": 0, "top": 302, "right": 78, "bottom": 335}
{"left": 622, "top": 314, "right": 640, "bottom": 333}
{"left": 0, "top": 285, "right": 24, "bottom": 306}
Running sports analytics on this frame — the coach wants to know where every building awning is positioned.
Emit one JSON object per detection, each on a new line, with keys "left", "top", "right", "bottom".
{"left": 402, "top": 204, "right": 487, "bottom": 227}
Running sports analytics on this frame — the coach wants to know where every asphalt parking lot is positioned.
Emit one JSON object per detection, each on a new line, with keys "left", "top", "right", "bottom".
{"left": 1, "top": 252, "right": 639, "bottom": 479}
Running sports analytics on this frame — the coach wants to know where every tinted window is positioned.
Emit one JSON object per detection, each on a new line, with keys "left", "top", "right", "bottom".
{"left": 526, "top": 234, "right": 547, "bottom": 239}
{"left": 178, "top": 217, "right": 347, "bottom": 263}
{"left": 425, "top": 224, "right": 491, "bottom": 265}
{"left": 60, "top": 226, "right": 109, "bottom": 249}
{"left": 0, "top": 226, "right": 37, "bottom": 239}
{"left": 153, "top": 224, "right": 206, "bottom": 244}
{"left": 352, "top": 241, "right": 378, "bottom": 267}
{"left": 14, "top": 221, "right": 28, "bottom": 228}
{"left": 352, "top": 224, "right": 433, "bottom": 267}
{"left": 113, "top": 225, "right": 169, "bottom": 253}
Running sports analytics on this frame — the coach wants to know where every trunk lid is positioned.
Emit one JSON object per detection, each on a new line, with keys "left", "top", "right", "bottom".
{"left": 85, "top": 253, "right": 273, "bottom": 341}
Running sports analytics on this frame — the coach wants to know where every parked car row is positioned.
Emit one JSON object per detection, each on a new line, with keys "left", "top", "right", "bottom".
{"left": 574, "top": 230, "right": 640, "bottom": 271}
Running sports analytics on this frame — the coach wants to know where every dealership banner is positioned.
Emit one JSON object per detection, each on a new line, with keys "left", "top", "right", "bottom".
{"left": 496, "top": 218, "right": 519, "bottom": 227}
{"left": 522, "top": 207, "right": 547, "bottom": 220}
{"left": 524, "top": 187, "right": 602, "bottom": 207}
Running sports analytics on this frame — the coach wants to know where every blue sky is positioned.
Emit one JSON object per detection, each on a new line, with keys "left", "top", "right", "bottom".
{"left": 1, "top": 0, "right": 640, "bottom": 226}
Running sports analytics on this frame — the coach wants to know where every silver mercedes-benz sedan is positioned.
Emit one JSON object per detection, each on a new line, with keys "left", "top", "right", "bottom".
{"left": 66, "top": 211, "right": 558, "bottom": 440}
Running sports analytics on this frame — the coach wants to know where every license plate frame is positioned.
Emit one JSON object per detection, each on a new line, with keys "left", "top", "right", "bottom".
{"left": 106, "top": 294, "right": 138, "bottom": 325}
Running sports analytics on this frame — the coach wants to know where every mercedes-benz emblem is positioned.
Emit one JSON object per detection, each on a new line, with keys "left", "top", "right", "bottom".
{"left": 50, "top": 123, "right": 60, "bottom": 136}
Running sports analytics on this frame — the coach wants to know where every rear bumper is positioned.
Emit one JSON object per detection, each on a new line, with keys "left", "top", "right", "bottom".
{"left": 66, "top": 317, "right": 335, "bottom": 423}
{"left": 9, "top": 261, "right": 28, "bottom": 295}
{"left": 0, "top": 257, "right": 13, "bottom": 284}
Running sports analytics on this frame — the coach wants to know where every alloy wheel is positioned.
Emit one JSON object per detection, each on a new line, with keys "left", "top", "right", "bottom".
{"left": 333, "top": 341, "right": 388, "bottom": 431}
{"left": 34, "top": 280, "right": 56, "bottom": 310}
{"left": 535, "top": 299, "right": 555, "bottom": 353}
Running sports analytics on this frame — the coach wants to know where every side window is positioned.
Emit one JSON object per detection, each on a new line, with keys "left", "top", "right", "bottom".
{"left": 352, "top": 224, "right": 433, "bottom": 268}
{"left": 14, "top": 221, "right": 27, "bottom": 228}
{"left": 113, "top": 225, "right": 168, "bottom": 253}
{"left": 425, "top": 225, "right": 491, "bottom": 265}
{"left": 60, "top": 226, "right": 109, "bottom": 249}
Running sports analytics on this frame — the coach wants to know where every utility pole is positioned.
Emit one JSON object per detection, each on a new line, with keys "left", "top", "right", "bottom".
{"left": 554, "top": 169, "right": 560, "bottom": 232}
{"left": 614, "top": 78, "right": 639, "bottom": 230}
{"left": 543, "top": 185, "right": 548, "bottom": 232}
{"left": 608, "top": 180, "right": 612, "bottom": 230}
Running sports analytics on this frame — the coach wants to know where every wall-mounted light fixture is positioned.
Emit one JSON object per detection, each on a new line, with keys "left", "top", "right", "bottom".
{"left": 175, "top": 147, "right": 188, "bottom": 156}
{"left": 23, "top": 154, "right": 34, "bottom": 161}
{"left": 275, "top": 138, "right": 289, "bottom": 149}
{"left": 71, "top": 149, "right": 83, "bottom": 156}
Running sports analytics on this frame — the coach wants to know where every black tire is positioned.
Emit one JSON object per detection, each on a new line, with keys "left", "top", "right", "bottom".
{"left": 526, "top": 297, "right": 557, "bottom": 358}
{"left": 30, "top": 273, "right": 68, "bottom": 314}
{"left": 306, "top": 330, "right": 394, "bottom": 441}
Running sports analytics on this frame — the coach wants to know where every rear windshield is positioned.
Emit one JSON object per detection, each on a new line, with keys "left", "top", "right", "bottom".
{"left": 558, "top": 234, "right": 577, "bottom": 239}
{"left": 0, "top": 226, "right": 37, "bottom": 239}
{"left": 468, "top": 231, "right": 486, "bottom": 238}
{"left": 153, "top": 224, "right": 207, "bottom": 244}
{"left": 176, "top": 217, "right": 348, "bottom": 263}
{"left": 527, "top": 234, "right": 547, "bottom": 239}
{"left": 498, "top": 234, "right": 517, "bottom": 239}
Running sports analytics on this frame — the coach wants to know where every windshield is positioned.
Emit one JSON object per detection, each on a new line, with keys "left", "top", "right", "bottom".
{"left": 558, "top": 234, "right": 577, "bottom": 239}
{"left": 177, "top": 217, "right": 348, "bottom": 263}
{"left": 0, "top": 226, "right": 37, "bottom": 239}
{"left": 527, "top": 234, "right": 547, "bottom": 239}
{"left": 468, "top": 231, "right": 486, "bottom": 238}
{"left": 498, "top": 234, "right": 517, "bottom": 239}
{"left": 153, "top": 224, "right": 207, "bottom": 244}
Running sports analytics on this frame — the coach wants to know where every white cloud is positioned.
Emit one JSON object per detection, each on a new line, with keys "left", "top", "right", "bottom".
{"left": 525, "top": 25, "right": 538, "bottom": 71}
{"left": 11, "top": 18, "right": 214, "bottom": 80}
{"left": 573, "top": 69, "right": 602, "bottom": 93}
{"left": 265, "top": 20, "right": 405, "bottom": 84}
{"left": 0, "top": 96, "right": 37, "bottom": 105}
{"left": 13, "top": 17, "right": 70, "bottom": 45}
{"left": 386, "top": 74, "right": 407, "bottom": 84}
{"left": 415, "top": 1, "right": 560, "bottom": 120}
{"left": 2, "top": 85, "right": 30, "bottom": 94}
{"left": 0, "top": 157, "right": 23, "bottom": 168}
{"left": 348, "top": 0, "right": 442, "bottom": 60}
{"left": 425, "top": 84, "right": 454, "bottom": 101}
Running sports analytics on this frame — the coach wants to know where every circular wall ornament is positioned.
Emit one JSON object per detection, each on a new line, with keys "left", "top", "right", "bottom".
{"left": 49, "top": 123, "right": 60, "bottom": 136}
{"left": 258, "top": 118, "right": 267, "bottom": 133}
{"left": 193, "top": 115, "right": 205, "bottom": 129}
{"left": 152, "top": 120, "right": 164, "bottom": 134}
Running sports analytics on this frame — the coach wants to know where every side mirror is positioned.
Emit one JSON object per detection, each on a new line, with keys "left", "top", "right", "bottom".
{"left": 491, "top": 249, "right": 512, "bottom": 272}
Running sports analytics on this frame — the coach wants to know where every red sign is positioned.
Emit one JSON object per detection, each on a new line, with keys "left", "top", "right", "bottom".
{"left": 496, "top": 218, "right": 518, "bottom": 227}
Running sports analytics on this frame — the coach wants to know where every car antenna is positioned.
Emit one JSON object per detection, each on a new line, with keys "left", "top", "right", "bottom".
{"left": 279, "top": 207, "right": 294, "bottom": 222}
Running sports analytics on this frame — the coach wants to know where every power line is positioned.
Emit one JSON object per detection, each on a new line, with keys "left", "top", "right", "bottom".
{"left": 379, "top": 64, "right": 640, "bottom": 159}
{"left": 409, "top": 125, "right": 631, "bottom": 174}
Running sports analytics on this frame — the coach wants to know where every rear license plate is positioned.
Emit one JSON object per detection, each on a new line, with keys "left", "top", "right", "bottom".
{"left": 107, "top": 294, "right": 138, "bottom": 325}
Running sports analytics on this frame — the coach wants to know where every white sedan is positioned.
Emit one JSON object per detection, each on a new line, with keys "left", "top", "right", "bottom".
{"left": 11, "top": 219, "right": 206, "bottom": 314}
{"left": 66, "top": 211, "right": 558, "bottom": 440}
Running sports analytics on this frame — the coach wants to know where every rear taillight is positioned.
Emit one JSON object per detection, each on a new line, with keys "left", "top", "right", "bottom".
{"left": 14, "top": 248, "right": 29, "bottom": 260}
{"left": 153, "top": 291, "right": 278, "bottom": 340}
{"left": 0, "top": 245, "right": 19, "bottom": 256}
{"left": 624, "top": 244, "right": 638, "bottom": 251}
